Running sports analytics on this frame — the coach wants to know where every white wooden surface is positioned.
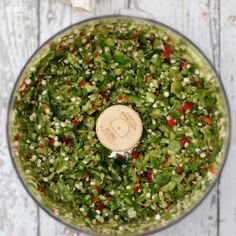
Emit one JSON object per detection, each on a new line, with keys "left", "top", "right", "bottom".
{"left": 0, "top": 1, "right": 235, "bottom": 235}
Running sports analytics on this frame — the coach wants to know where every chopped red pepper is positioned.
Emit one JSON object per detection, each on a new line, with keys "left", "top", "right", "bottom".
{"left": 184, "top": 102, "right": 193, "bottom": 111}
{"left": 70, "top": 48, "right": 77, "bottom": 54}
{"left": 133, "top": 185, "right": 141, "bottom": 192}
{"left": 79, "top": 80, "right": 86, "bottom": 87}
{"left": 96, "top": 187, "right": 103, "bottom": 195}
{"left": 132, "top": 33, "right": 141, "bottom": 39}
{"left": 193, "top": 115, "right": 202, "bottom": 121}
{"left": 163, "top": 44, "right": 173, "bottom": 61}
{"left": 177, "top": 166, "right": 183, "bottom": 174}
{"left": 131, "top": 150, "right": 140, "bottom": 159}
{"left": 15, "top": 133, "right": 21, "bottom": 141}
{"left": 82, "top": 171, "right": 89, "bottom": 181}
{"left": 106, "top": 194, "right": 113, "bottom": 201}
{"left": 209, "top": 166, "right": 217, "bottom": 174}
{"left": 51, "top": 208, "right": 56, "bottom": 214}
{"left": 144, "top": 75, "right": 153, "bottom": 83}
{"left": 39, "top": 186, "right": 46, "bottom": 194}
{"left": 179, "top": 62, "right": 188, "bottom": 69}
{"left": 37, "top": 183, "right": 46, "bottom": 194}
{"left": 64, "top": 80, "right": 72, "bottom": 85}
{"left": 79, "top": 31, "right": 85, "bottom": 36}
{"left": 117, "top": 96, "right": 128, "bottom": 102}
{"left": 87, "top": 58, "right": 94, "bottom": 64}
{"left": 71, "top": 117, "right": 80, "bottom": 126}
{"left": 95, "top": 200, "right": 104, "bottom": 211}
{"left": 48, "top": 137, "right": 55, "bottom": 147}
{"left": 203, "top": 116, "right": 212, "bottom": 125}
{"left": 58, "top": 44, "right": 65, "bottom": 51}
{"left": 20, "top": 81, "right": 29, "bottom": 93}
{"left": 179, "top": 137, "right": 190, "bottom": 148}
{"left": 178, "top": 106, "right": 185, "bottom": 115}
{"left": 166, "top": 116, "right": 177, "bottom": 128}
{"left": 178, "top": 102, "right": 193, "bottom": 114}
{"left": 86, "top": 37, "right": 93, "bottom": 45}
{"left": 62, "top": 137, "right": 73, "bottom": 144}
{"left": 137, "top": 174, "right": 142, "bottom": 183}
{"left": 99, "top": 92, "right": 107, "bottom": 100}
{"left": 91, "top": 195, "right": 96, "bottom": 203}
{"left": 91, "top": 104, "right": 97, "bottom": 111}
{"left": 146, "top": 169, "right": 153, "bottom": 183}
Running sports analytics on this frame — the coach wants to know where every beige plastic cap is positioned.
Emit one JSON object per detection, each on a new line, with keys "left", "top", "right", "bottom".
{"left": 96, "top": 105, "right": 143, "bottom": 151}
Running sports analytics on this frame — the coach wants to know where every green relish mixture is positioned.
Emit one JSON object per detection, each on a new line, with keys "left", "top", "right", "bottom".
{"left": 10, "top": 18, "right": 228, "bottom": 235}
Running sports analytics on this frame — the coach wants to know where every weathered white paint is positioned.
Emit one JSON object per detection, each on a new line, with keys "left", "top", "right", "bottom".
{"left": 0, "top": 1, "right": 235, "bottom": 236}
{"left": 219, "top": 1, "right": 236, "bottom": 236}
{"left": 0, "top": 1, "right": 39, "bottom": 236}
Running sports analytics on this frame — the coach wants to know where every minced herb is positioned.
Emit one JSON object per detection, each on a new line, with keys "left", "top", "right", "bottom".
{"left": 10, "top": 18, "right": 227, "bottom": 235}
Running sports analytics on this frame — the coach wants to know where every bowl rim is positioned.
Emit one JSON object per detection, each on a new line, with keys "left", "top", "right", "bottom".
{"left": 7, "top": 14, "right": 232, "bottom": 236}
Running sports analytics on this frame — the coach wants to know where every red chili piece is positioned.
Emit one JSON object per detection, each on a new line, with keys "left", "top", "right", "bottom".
{"left": 92, "top": 104, "right": 97, "bottom": 111}
{"left": 184, "top": 102, "right": 193, "bottom": 111}
{"left": 48, "top": 137, "right": 55, "bottom": 147}
{"left": 163, "top": 44, "right": 173, "bottom": 61}
{"left": 99, "top": 92, "right": 107, "bottom": 100}
{"left": 137, "top": 174, "right": 142, "bottom": 183}
{"left": 179, "top": 137, "right": 190, "bottom": 148}
{"left": 131, "top": 150, "right": 140, "bottom": 159}
{"left": 146, "top": 169, "right": 153, "bottom": 183}
{"left": 133, "top": 185, "right": 141, "bottom": 192}
{"left": 96, "top": 187, "right": 103, "bottom": 195}
{"left": 79, "top": 80, "right": 86, "bottom": 87}
{"left": 203, "top": 116, "right": 212, "bottom": 125}
{"left": 179, "top": 62, "right": 188, "bottom": 69}
{"left": 178, "top": 106, "right": 185, "bottom": 115}
{"left": 64, "top": 80, "right": 72, "bottom": 85}
{"left": 87, "top": 58, "right": 94, "bottom": 64}
{"left": 37, "top": 184, "right": 46, "bottom": 194}
{"left": 144, "top": 75, "right": 153, "bottom": 83}
{"left": 70, "top": 48, "right": 77, "bottom": 54}
{"left": 132, "top": 33, "right": 141, "bottom": 39}
{"left": 91, "top": 196, "right": 96, "bottom": 203}
{"left": 20, "top": 81, "right": 29, "bottom": 93}
{"left": 177, "top": 166, "right": 183, "bottom": 175}
{"left": 106, "top": 194, "right": 113, "bottom": 201}
{"left": 62, "top": 137, "right": 73, "bottom": 144}
{"left": 86, "top": 37, "right": 93, "bottom": 45}
{"left": 95, "top": 200, "right": 104, "bottom": 211}
{"left": 15, "top": 133, "right": 21, "bottom": 141}
{"left": 117, "top": 96, "right": 128, "bottom": 102}
{"left": 82, "top": 171, "right": 89, "bottom": 181}
{"left": 58, "top": 44, "right": 65, "bottom": 51}
{"left": 71, "top": 118, "right": 80, "bottom": 126}
{"left": 178, "top": 101, "right": 193, "bottom": 114}
{"left": 166, "top": 116, "right": 177, "bottom": 128}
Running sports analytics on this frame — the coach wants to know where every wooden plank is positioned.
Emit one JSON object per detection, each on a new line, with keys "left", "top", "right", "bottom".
{"left": 219, "top": 0, "right": 236, "bottom": 235}
{"left": 0, "top": 1, "right": 39, "bottom": 236}
{"left": 125, "top": 0, "right": 220, "bottom": 235}
{"left": 95, "top": 0, "right": 126, "bottom": 16}
{"left": 39, "top": 0, "right": 72, "bottom": 45}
